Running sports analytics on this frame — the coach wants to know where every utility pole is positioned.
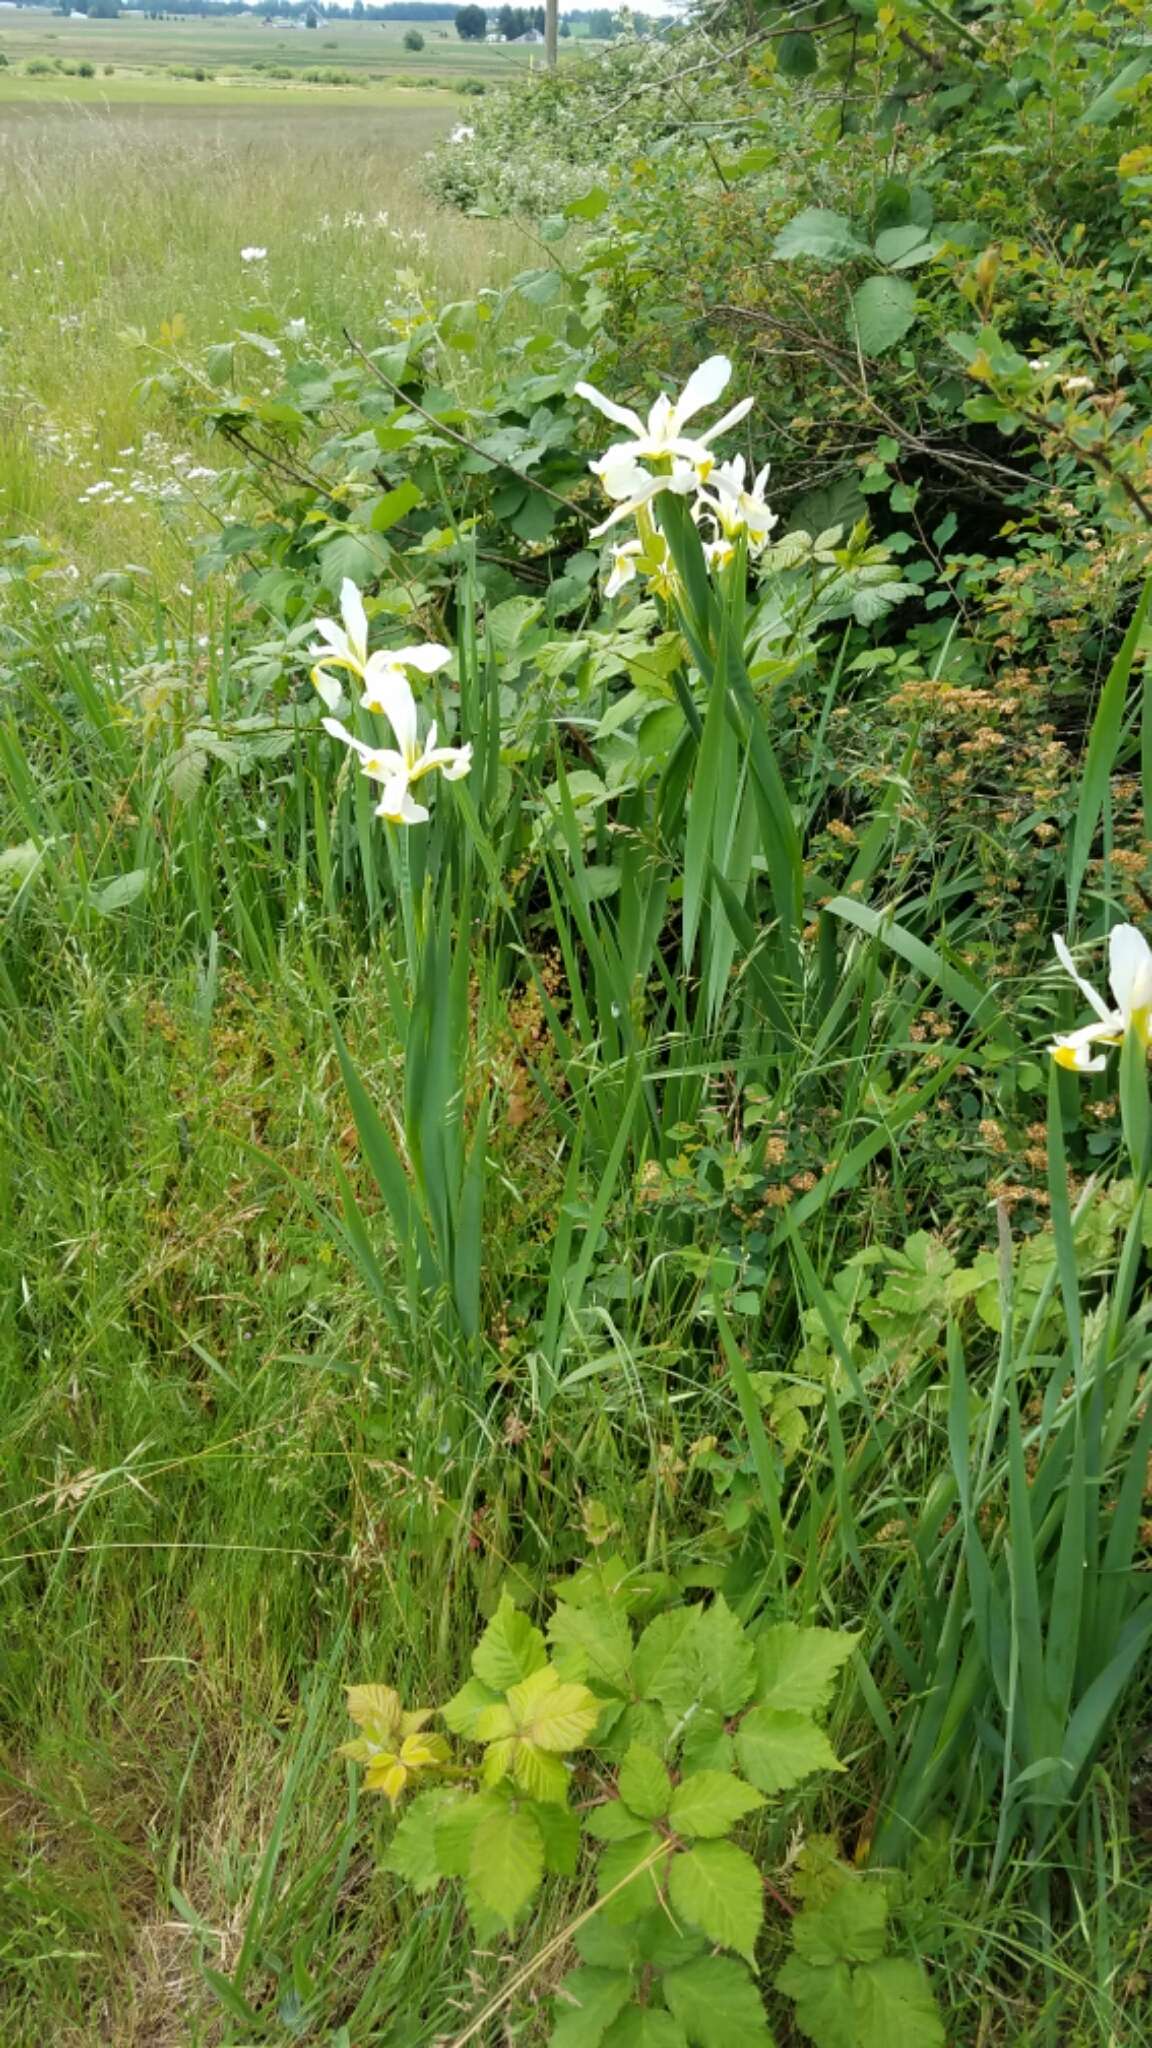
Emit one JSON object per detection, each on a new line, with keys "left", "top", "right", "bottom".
{"left": 545, "top": 0, "right": 557, "bottom": 68}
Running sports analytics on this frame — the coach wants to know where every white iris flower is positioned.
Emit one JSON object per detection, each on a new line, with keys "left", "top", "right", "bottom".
{"left": 1050, "top": 926, "right": 1152, "bottom": 1072}
{"left": 575, "top": 354, "right": 754, "bottom": 488}
{"left": 322, "top": 666, "right": 470, "bottom": 827}
{"left": 696, "top": 455, "right": 777, "bottom": 553}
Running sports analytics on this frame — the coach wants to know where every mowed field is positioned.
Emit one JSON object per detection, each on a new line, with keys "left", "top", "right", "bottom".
{"left": 0, "top": 5, "right": 582, "bottom": 96}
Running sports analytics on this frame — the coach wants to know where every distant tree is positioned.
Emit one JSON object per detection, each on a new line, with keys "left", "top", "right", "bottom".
{"left": 533, "top": 3, "right": 543, "bottom": 28}
{"left": 454, "top": 2, "right": 485, "bottom": 35}
{"left": 559, "top": 13, "right": 569, "bottom": 31}
{"left": 587, "top": 6, "right": 614, "bottom": 35}
{"left": 403, "top": 23, "right": 423, "bottom": 43}
{"left": 89, "top": 0, "right": 121, "bottom": 15}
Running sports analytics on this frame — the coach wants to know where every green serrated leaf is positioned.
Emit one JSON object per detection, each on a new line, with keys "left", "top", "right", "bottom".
{"left": 667, "top": 1840, "right": 763, "bottom": 1965}
{"left": 434, "top": 1791, "right": 505, "bottom": 1877}
{"left": 602, "top": 2010, "right": 688, "bottom": 2048}
{"left": 618, "top": 1744, "right": 672, "bottom": 1821}
{"left": 632, "top": 1610, "right": 698, "bottom": 1713}
{"left": 382, "top": 1788, "right": 458, "bottom": 1894}
{"left": 735, "top": 1709, "right": 843, "bottom": 1794}
{"left": 574, "top": 1918, "right": 644, "bottom": 1969}
{"left": 668, "top": 1771, "right": 765, "bottom": 1839}
{"left": 586, "top": 1801, "right": 652, "bottom": 1843}
{"left": 694, "top": 1599, "right": 756, "bottom": 1715}
{"left": 598, "top": 1828, "right": 672, "bottom": 1924}
{"left": 472, "top": 1593, "right": 548, "bottom": 1692}
{"left": 754, "top": 1628, "right": 858, "bottom": 1716}
{"left": 549, "top": 1602, "right": 634, "bottom": 1693}
{"left": 533, "top": 1800, "right": 581, "bottom": 1876}
{"left": 851, "top": 1959, "right": 946, "bottom": 2046}
{"left": 550, "top": 1966, "right": 633, "bottom": 2048}
{"left": 791, "top": 1837, "right": 852, "bottom": 1910}
{"left": 679, "top": 1710, "right": 734, "bottom": 1776}
{"left": 603, "top": 1700, "right": 674, "bottom": 1762}
{"left": 469, "top": 1803, "right": 545, "bottom": 1929}
{"left": 792, "top": 1884, "right": 889, "bottom": 1967}
{"left": 664, "top": 1955, "right": 776, "bottom": 2046}
{"left": 776, "top": 1955, "right": 856, "bottom": 2048}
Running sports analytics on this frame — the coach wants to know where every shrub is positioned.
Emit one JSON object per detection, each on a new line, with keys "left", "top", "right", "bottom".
{"left": 26, "top": 58, "right": 53, "bottom": 73}
{"left": 77, "top": 60, "right": 94, "bottom": 77}
{"left": 403, "top": 27, "right": 424, "bottom": 50}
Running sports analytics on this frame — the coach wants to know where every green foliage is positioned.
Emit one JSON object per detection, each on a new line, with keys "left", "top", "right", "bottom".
{"left": 777, "top": 1854, "right": 945, "bottom": 2048}
{"left": 340, "top": 1586, "right": 907, "bottom": 2034}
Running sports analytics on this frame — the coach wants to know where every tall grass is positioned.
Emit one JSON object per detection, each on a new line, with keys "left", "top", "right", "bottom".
{"left": 0, "top": 104, "right": 525, "bottom": 575}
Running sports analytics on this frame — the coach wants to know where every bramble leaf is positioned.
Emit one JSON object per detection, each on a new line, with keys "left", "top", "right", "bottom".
{"left": 632, "top": 1610, "right": 698, "bottom": 1712}
{"left": 442, "top": 1675, "right": 502, "bottom": 1737}
{"left": 531, "top": 1799, "right": 581, "bottom": 1877}
{"left": 472, "top": 1592, "right": 548, "bottom": 1691}
{"left": 668, "top": 1771, "right": 765, "bottom": 1839}
{"left": 618, "top": 1743, "right": 672, "bottom": 1821}
{"left": 776, "top": 1955, "right": 856, "bottom": 2048}
{"left": 597, "top": 1828, "right": 672, "bottom": 1923}
{"left": 852, "top": 1959, "right": 945, "bottom": 2045}
{"left": 382, "top": 1788, "right": 459, "bottom": 1894}
{"left": 549, "top": 1601, "right": 634, "bottom": 1693}
{"left": 790, "top": 1836, "right": 851, "bottom": 1909}
{"left": 792, "top": 1883, "right": 889, "bottom": 1967}
{"left": 753, "top": 1627, "right": 858, "bottom": 1716}
{"left": 603, "top": 1700, "right": 674, "bottom": 1762}
{"left": 694, "top": 1598, "right": 756, "bottom": 1715}
{"left": 586, "top": 1801, "right": 652, "bottom": 1842}
{"left": 506, "top": 1665, "right": 601, "bottom": 1750}
{"left": 667, "top": 1839, "right": 763, "bottom": 1965}
{"left": 679, "top": 1709, "right": 734, "bottom": 1775}
{"left": 602, "top": 2011, "right": 688, "bottom": 2047}
{"left": 550, "top": 1965, "right": 633, "bottom": 2048}
{"left": 434, "top": 1790, "right": 506, "bottom": 1877}
{"left": 663, "top": 1955, "right": 776, "bottom": 2046}
{"left": 735, "top": 1708, "right": 843, "bottom": 1794}
{"left": 344, "top": 1684, "right": 403, "bottom": 1743}
{"left": 469, "top": 1802, "right": 545, "bottom": 1928}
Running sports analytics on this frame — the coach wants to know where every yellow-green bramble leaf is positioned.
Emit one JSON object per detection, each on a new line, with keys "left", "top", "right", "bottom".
{"left": 735, "top": 1708, "right": 843, "bottom": 1794}
{"left": 441, "top": 1675, "right": 501, "bottom": 1737}
{"left": 667, "top": 1839, "right": 764, "bottom": 1966}
{"left": 617, "top": 1743, "right": 672, "bottom": 1820}
{"left": 468, "top": 1803, "right": 545, "bottom": 1928}
{"left": 631, "top": 1609, "right": 698, "bottom": 1712}
{"left": 505, "top": 1664, "right": 601, "bottom": 1751}
{"left": 548, "top": 1600, "right": 634, "bottom": 1693}
{"left": 694, "top": 1598, "right": 756, "bottom": 1715}
{"left": 472, "top": 1592, "right": 548, "bottom": 1692}
{"left": 754, "top": 1627, "right": 858, "bottom": 1716}
{"left": 663, "top": 1955, "right": 776, "bottom": 2046}
{"left": 668, "top": 1771, "right": 765, "bottom": 1839}
{"left": 550, "top": 1966, "right": 634, "bottom": 2048}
